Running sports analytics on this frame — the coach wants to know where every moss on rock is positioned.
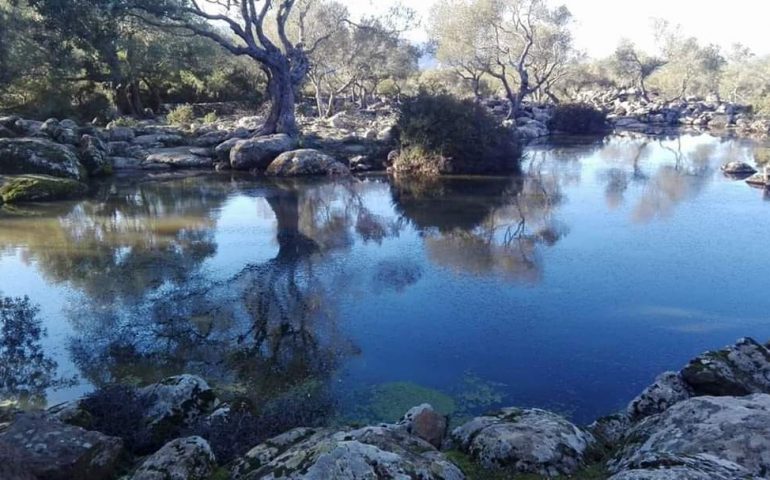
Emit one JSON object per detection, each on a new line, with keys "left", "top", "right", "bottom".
{"left": 0, "top": 175, "right": 87, "bottom": 203}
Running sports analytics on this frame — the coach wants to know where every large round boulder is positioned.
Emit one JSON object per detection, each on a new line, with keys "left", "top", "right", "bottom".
{"left": 231, "top": 426, "right": 464, "bottom": 480}
{"left": 0, "top": 174, "right": 88, "bottom": 203}
{"left": 610, "top": 394, "right": 770, "bottom": 477}
{"left": 266, "top": 149, "right": 350, "bottom": 177}
{"left": 79, "top": 134, "right": 113, "bottom": 176}
{"left": 230, "top": 134, "right": 297, "bottom": 170}
{"left": 450, "top": 407, "right": 595, "bottom": 477}
{"left": 0, "top": 138, "right": 86, "bottom": 180}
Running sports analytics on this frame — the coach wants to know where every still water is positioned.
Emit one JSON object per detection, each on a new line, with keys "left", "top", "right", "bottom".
{"left": 1, "top": 133, "right": 769, "bottom": 425}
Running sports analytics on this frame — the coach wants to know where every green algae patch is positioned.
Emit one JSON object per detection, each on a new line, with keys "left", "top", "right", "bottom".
{"left": 0, "top": 175, "right": 87, "bottom": 203}
{"left": 365, "top": 382, "right": 457, "bottom": 423}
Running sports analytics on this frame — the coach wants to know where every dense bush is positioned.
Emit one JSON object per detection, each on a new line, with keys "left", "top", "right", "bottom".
{"left": 186, "top": 381, "right": 334, "bottom": 463}
{"left": 394, "top": 92, "right": 522, "bottom": 175}
{"left": 80, "top": 384, "right": 154, "bottom": 453}
{"left": 166, "top": 104, "right": 195, "bottom": 127}
{"left": 548, "top": 103, "right": 609, "bottom": 134}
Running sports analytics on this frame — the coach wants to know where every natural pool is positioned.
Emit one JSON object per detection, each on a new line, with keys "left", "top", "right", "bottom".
{"left": 1, "top": 132, "right": 769, "bottom": 425}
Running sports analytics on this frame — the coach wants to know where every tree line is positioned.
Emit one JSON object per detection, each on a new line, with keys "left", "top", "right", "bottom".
{"left": 2, "top": 0, "right": 769, "bottom": 132}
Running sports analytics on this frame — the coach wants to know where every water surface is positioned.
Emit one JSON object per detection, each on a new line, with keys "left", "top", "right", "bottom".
{"left": 1, "top": 132, "right": 769, "bottom": 424}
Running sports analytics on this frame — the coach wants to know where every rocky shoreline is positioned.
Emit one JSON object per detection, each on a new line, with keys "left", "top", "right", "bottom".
{"left": 3, "top": 93, "right": 770, "bottom": 204}
{"left": 2, "top": 337, "right": 770, "bottom": 479}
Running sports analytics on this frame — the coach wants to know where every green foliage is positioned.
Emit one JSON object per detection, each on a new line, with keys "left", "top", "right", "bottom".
{"left": 203, "top": 112, "right": 218, "bottom": 124}
{"left": 549, "top": 104, "right": 608, "bottom": 134}
{"left": 395, "top": 92, "right": 521, "bottom": 175}
{"left": 166, "top": 104, "right": 195, "bottom": 127}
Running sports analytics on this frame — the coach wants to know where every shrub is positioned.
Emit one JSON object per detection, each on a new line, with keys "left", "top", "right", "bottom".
{"left": 80, "top": 384, "right": 154, "bottom": 453}
{"left": 166, "top": 104, "right": 195, "bottom": 127}
{"left": 548, "top": 103, "right": 608, "bottom": 135}
{"left": 394, "top": 92, "right": 521, "bottom": 175}
{"left": 203, "top": 111, "right": 218, "bottom": 124}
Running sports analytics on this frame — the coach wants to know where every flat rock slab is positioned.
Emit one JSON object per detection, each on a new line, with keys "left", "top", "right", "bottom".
{"left": 0, "top": 413, "right": 124, "bottom": 480}
{"left": 144, "top": 147, "right": 213, "bottom": 169}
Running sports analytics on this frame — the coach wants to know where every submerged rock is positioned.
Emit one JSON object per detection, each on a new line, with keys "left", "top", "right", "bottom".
{"left": 0, "top": 138, "right": 86, "bottom": 180}
{"left": 231, "top": 426, "right": 464, "bottom": 480}
{"left": 0, "top": 413, "right": 124, "bottom": 480}
{"left": 680, "top": 337, "right": 770, "bottom": 396}
{"left": 230, "top": 134, "right": 297, "bottom": 170}
{"left": 131, "top": 436, "right": 216, "bottom": 480}
{"left": 0, "top": 174, "right": 87, "bottom": 203}
{"left": 451, "top": 407, "right": 595, "bottom": 477}
{"left": 610, "top": 394, "right": 770, "bottom": 477}
{"left": 266, "top": 149, "right": 350, "bottom": 177}
{"left": 627, "top": 371, "right": 692, "bottom": 421}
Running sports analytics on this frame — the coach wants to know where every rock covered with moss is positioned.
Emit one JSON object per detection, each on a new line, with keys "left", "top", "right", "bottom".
{"left": 131, "top": 436, "right": 216, "bottom": 480}
{"left": 0, "top": 174, "right": 87, "bottom": 203}
{"left": 450, "top": 407, "right": 596, "bottom": 477}
{"left": 230, "top": 426, "right": 465, "bottom": 480}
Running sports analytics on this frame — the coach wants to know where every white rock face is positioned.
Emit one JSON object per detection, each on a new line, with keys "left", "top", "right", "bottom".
{"left": 231, "top": 426, "right": 464, "bottom": 480}
{"left": 451, "top": 407, "right": 595, "bottom": 477}
{"left": 131, "top": 436, "right": 216, "bottom": 480}
{"left": 611, "top": 394, "right": 770, "bottom": 477}
{"left": 143, "top": 147, "right": 213, "bottom": 169}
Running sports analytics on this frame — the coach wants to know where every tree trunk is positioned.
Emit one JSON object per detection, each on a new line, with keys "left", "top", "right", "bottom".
{"left": 259, "top": 64, "right": 298, "bottom": 137}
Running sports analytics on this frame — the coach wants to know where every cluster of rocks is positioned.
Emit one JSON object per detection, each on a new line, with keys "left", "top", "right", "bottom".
{"left": 5, "top": 337, "right": 770, "bottom": 479}
{"left": 483, "top": 98, "right": 554, "bottom": 141}
{"left": 0, "top": 111, "right": 399, "bottom": 204}
{"left": 575, "top": 87, "right": 769, "bottom": 136}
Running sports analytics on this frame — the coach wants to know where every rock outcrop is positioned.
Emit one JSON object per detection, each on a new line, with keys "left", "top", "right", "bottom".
{"left": 610, "top": 394, "right": 770, "bottom": 478}
{"left": 451, "top": 407, "right": 595, "bottom": 477}
{"left": 231, "top": 426, "right": 464, "bottom": 480}
{"left": 0, "top": 138, "right": 86, "bottom": 180}
{"left": 0, "top": 413, "right": 124, "bottom": 480}
{"left": 131, "top": 436, "right": 216, "bottom": 480}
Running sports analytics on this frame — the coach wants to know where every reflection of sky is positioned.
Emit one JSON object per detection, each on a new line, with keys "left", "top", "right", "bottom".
{"left": 2, "top": 134, "right": 770, "bottom": 423}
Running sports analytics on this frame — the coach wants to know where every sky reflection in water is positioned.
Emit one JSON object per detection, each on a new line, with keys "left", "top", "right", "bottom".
{"left": 1, "top": 133, "right": 769, "bottom": 424}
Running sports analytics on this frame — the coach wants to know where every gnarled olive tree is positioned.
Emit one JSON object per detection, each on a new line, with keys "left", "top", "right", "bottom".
{"left": 132, "top": 0, "right": 339, "bottom": 136}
